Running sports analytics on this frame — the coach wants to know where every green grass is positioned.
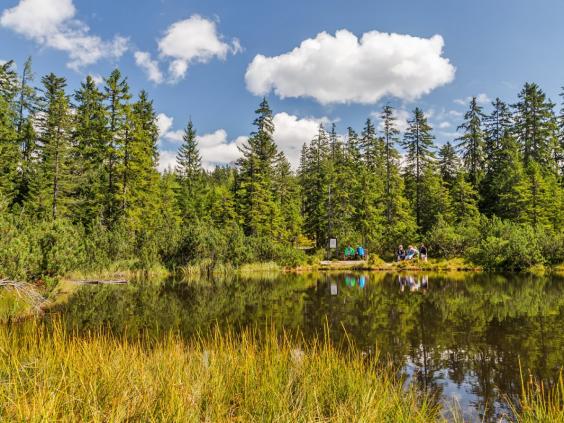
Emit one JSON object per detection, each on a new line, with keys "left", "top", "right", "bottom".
{"left": 0, "top": 321, "right": 440, "bottom": 422}
{"left": 0, "top": 289, "right": 32, "bottom": 321}
{"left": 315, "top": 257, "right": 480, "bottom": 272}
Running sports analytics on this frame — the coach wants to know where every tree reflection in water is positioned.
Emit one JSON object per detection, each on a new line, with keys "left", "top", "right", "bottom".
{"left": 54, "top": 272, "right": 564, "bottom": 422}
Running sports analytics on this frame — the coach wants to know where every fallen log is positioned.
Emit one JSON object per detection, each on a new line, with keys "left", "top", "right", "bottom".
{"left": 71, "top": 279, "right": 128, "bottom": 285}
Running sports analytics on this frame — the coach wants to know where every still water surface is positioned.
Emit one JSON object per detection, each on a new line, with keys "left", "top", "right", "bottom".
{"left": 54, "top": 272, "right": 564, "bottom": 422}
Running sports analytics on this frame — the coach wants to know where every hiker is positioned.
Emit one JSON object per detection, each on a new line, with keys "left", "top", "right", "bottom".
{"left": 405, "top": 245, "right": 419, "bottom": 260}
{"left": 396, "top": 245, "right": 406, "bottom": 261}
{"left": 356, "top": 246, "right": 366, "bottom": 260}
{"left": 344, "top": 245, "right": 354, "bottom": 260}
{"left": 420, "top": 244, "right": 428, "bottom": 262}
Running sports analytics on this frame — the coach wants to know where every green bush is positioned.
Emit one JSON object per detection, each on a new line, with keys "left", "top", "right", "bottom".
{"left": 426, "top": 215, "right": 481, "bottom": 259}
{"left": 466, "top": 218, "right": 544, "bottom": 271}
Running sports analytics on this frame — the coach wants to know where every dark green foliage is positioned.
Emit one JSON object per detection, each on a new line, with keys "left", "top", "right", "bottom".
{"left": 36, "top": 73, "right": 73, "bottom": 219}
{"left": 236, "top": 98, "right": 284, "bottom": 238}
{"left": 513, "top": 83, "right": 557, "bottom": 168}
{"left": 456, "top": 97, "right": 485, "bottom": 187}
{"left": 467, "top": 218, "right": 545, "bottom": 271}
{"left": 0, "top": 58, "right": 564, "bottom": 277}
{"left": 438, "top": 142, "right": 460, "bottom": 187}
{"left": 401, "top": 108, "right": 436, "bottom": 230}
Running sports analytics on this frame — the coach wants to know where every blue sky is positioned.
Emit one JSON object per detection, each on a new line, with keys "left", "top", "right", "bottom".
{"left": 1, "top": 0, "right": 563, "bottom": 169}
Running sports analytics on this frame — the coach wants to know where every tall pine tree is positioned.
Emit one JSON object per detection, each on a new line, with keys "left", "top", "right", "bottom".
{"left": 401, "top": 108, "right": 435, "bottom": 229}
{"left": 456, "top": 96, "right": 485, "bottom": 188}
{"left": 37, "top": 73, "right": 72, "bottom": 219}
{"left": 236, "top": 98, "right": 283, "bottom": 238}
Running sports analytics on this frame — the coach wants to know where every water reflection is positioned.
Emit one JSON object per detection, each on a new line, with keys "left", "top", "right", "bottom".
{"left": 53, "top": 272, "right": 564, "bottom": 422}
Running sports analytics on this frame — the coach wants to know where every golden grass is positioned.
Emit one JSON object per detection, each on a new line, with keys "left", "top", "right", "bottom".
{"left": 0, "top": 321, "right": 440, "bottom": 422}
{"left": 515, "top": 368, "right": 564, "bottom": 422}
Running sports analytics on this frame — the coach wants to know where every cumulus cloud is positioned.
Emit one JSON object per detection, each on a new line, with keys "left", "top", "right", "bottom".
{"left": 134, "top": 51, "right": 163, "bottom": 84}
{"left": 158, "top": 150, "right": 178, "bottom": 172}
{"left": 157, "top": 113, "right": 188, "bottom": 144}
{"left": 198, "top": 129, "right": 246, "bottom": 169}
{"left": 246, "top": 29, "right": 455, "bottom": 105}
{"left": 158, "top": 15, "right": 241, "bottom": 81}
{"left": 438, "top": 121, "right": 451, "bottom": 129}
{"left": 157, "top": 113, "right": 174, "bottom": 138}
{"left": 0, "top": 0, "right": 128, "bottom": 70}
{"left": 272, "top": 112, "right": 330, "bottom": 166}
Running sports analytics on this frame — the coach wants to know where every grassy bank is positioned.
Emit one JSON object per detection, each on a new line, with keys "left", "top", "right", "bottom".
{"left": 309, "top": 257, "right": 480, "bottom": 272}
{"left": 0, "top": 322, "right": 438, "bottom": 422}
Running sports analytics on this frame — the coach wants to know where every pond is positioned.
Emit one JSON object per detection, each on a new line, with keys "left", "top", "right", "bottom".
{"left": 52, "top": 272, "right": 564, "bottom": 422}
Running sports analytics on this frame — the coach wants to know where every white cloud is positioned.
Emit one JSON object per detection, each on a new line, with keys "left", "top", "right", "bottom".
{"left": 1, "top": 0, "right": 128, "bottom": 70}
{"left": 164, "top": 130, "right": 184, "bottom": 143}
{"left": 157, "top": 113, "right": 174, "bottom": 138}
{"left": 438, "top": 121, "right": 451, "bottom": 129}
{"left": 157, "top": 113, "right": 188, "bottom": 143}
{"left": 158, "top": 150, "right": 178, "bottom": 172}
{"left": 158, "top": 15, "right": 241, "bottom": 81}
{"left": 198, "top": 129, "right": 246, "bottom": 169}
{"left": 245, "top": 29, "right": 455, "bottom": 105}
{"left": 134, "top": 51, "right": 163, "bottom": 84}
{"left": 454, "top": 93, "right": 491, "bottom": 106}
{"left": 272, "top": 112, "right": 330, "bottom": 166}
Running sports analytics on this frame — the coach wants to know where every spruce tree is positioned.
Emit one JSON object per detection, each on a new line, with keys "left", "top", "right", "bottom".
{"left": 36, "top": 73, "right": 72, "bottom": 219}
{"left": 175, "top": 119, "right": 203, "bottom": 220}
{"left": 300, "top": 124, "right": 329, "bottom": 246}
{"left": 273, "top": 152, "right": 302, "bottom": 243}
{"left": 483, "top": 98, "right": 512, "bottom": 167}
{"left": 513, "top": 82, "right": 557, "bottom": 168}
{"left": 103, "top": 69, "right": 131, "bottom": 224}
{"left": 401, "top": 108, "right": 435, "bottom": 229}
{"left": 456, "top": 96, "right": 485, "bottom": 187}
{"left": 176, "top": 120, "right": 202, "bottom": 181}
{"left": 0, "top": 61, "right": 19, "bottom": 204}
{"left": 381, "top": 106, "right": 400, "bottom": 223}
{"left": 438, "top": 142, "right": 461, "bottom": 187}
{"left": 13, "top": 57, "right": 39, "bottom": 207}
{"left": 124, "top": 91, "right": 160, "bottom": 231}
{"left": 419, "top": 161, "right": 452, "bottom": 232}
{"left": 236, "top": 98, "right": 283, "bottom": 238}
{"left": 493, "top": 134, "right": 531, "bottom": 222}
{"left": 72, "top": 75, "right": 108, "bottom": 227}
{"left": 355, "top": 118, "right": 385, "bottom": 246}
{"left": 450, "top": 172, "right": 479, "bottom": 223}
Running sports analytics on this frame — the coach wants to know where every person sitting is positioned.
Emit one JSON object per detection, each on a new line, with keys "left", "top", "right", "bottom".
{"left": 420, "top": 244, "right": 428, "bottom": 262}
{"left": 396, "top": 245, "right": 406, "bottom": 261}
{"left": 356, "top": 246, "right": 366, "bottom": 260}
{"left": 344, "top": 245, "right": 354, "bottom": 260}
{"left": 405, "top": 245, "right": 419, "bottom": 260}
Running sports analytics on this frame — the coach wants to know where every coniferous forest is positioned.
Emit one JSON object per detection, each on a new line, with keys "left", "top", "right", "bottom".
{"left": 1, "top": 58, "right": 564, "bottom": 279}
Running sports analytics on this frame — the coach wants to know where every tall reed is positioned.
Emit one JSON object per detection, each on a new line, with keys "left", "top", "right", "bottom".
{"left": 0, "top": 320, "right": 439, "bottom": 422}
